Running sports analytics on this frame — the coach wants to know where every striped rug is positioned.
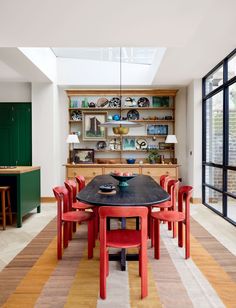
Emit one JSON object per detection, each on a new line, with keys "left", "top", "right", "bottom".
{"left": 0, "top": 217, "right": 236, "bottom": 308}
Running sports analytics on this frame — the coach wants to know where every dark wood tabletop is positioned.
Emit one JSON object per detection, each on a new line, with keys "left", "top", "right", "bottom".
{"left": 77, "top": 174, "right": 170, "bottom": 206}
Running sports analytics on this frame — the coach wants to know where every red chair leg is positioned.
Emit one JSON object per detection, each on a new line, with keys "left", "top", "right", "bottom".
{"left": 94, "top": 207, "right": 99, "bottom": 241}
{"left": 173, "top": 222, "right": 176, "bottom": 238}
{"left": 154, "top": 219, "right": 160, "bottom": 260}
{"left": 63, "top": 222, "right": 69, "bottom": 248}
{"left": 151, "top": 217, "right": 154, "bottom": 247}
{"left": 178, "top": 221, "right": 183, "bottom": 247}
{"left": 57, "top": 220, "right": 62, "bottom": 260}
{"left": 168, "top": 208, "right": 172, "bottom": 231}
{"left": 148, "top": 207, "right": 152, "bottom": 238}
{"left": 106, "top": 250, "right": 109, "bottom": 277}
{"left": 73, "top": 221, "right": 77, "bottom": 233}
{"left": 140, "top": 245, "right": 148, "bottom": 299}
{"left": 139, "top": 249, "right": 142, "bottom": 277}
{"left": 100, "top": 245, "right": 107, "bottom": 299}
{"left": 185, "top": 221, "right": 190, "bottom": 259}
{"left": 87, "top": 219, "right": 94, "bottom": 259}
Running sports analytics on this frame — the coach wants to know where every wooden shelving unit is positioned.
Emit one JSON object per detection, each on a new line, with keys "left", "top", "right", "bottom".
{"left": 66, "top": 89, "right": 177, "bottom": 163}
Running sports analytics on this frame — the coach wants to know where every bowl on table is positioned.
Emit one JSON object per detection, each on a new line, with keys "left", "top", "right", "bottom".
{"left": 126, "top": 158, "right": 136, "bottom": 164}
{"left": 99, "top": 183, "right": 116, "bottom": 192}
{"left": 110, "top": 172, "right": 138, "bottom": 187}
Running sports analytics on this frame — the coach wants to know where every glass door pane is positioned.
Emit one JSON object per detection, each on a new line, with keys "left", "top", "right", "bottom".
{"left": 205, "top": 91, "right": 223, "bottom": 164}
{"left": 205, "top": 187, "right": 223, "bottom": 214}
{"left": 229, "top": 83, "right": 236, "bottom": 166}
{"left": 205, "top": 166, "right": 223, "bottom": 190}
{"left": 205, "top": 65, "right": 223, "bottom": 95}
{"left": 227, "top": 196, "right": 236, "bottom": 221}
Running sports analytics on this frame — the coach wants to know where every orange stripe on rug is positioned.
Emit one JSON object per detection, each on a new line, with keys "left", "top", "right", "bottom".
{"left": 64, "top": 240, "right": 100, "bottom": 308}
{"left": 191, "top": 234, "right": 236, "bottom": 307}
{"left": 2, "top": 236, "right": 58, "bottom": 308}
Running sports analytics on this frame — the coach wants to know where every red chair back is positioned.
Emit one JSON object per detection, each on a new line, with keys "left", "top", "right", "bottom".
{"left": 178, "top": 186, "right": 193, "bottom": 218}
{"left": 99, "top": 206, "right": 148, "bottom": 243}
{"left": 160, "top": 175, "right": 170, "bottom": 191}
{"left": 75, "top": 175, "right": 86, "bottom": 191}
{"left": 53, "top": 186, "right": 69, "bottom": 217}
{"left": 167, "top": 179, "right": 179, "bottom": 208}
{"left": 64, "top": 180, "right": 77, "bottom": 205}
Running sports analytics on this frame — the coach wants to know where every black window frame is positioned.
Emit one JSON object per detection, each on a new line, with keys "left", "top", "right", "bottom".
{"left": 202, "top": 48, "right": 236, "bottom": 226}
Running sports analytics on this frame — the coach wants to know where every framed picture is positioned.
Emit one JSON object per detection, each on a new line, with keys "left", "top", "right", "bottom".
{"left": 147, "top": 124, "right": 168, "bottom": 135}
{"left": 73, "top": 149, "right": 94, "bottom": 164}
{"left": 159, "top": 142, "right": 173, "bottom": 150}
{"left": 82, "top": 111, "right": 107, "bottom": 141}
{"left": 123, "top": 137, "right": 136, "bottom": 150}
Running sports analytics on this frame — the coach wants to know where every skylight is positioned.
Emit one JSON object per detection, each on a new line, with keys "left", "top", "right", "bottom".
{"left": 51, "top": 47, "right": 160, "bottom": 65}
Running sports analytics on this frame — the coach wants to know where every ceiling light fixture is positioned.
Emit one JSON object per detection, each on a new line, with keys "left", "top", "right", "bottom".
{"left": 99, "top": 47, "right": 142, "bottom": 135}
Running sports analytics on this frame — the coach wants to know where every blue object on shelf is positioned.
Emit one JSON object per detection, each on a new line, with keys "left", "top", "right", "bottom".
{"left": 113, "top": 114, "right": 120, "bottom": 121}
{"left": 126, "top": 158, "right": 136, "bottom": 164}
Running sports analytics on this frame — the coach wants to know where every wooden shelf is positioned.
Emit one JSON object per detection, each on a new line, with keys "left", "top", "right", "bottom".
{"left": 69, "top": 107, "right": 174, "bottom": 111}
{"left": 131, "top": 119, "right": 174, "bottom": 123}
{"left": 69, "top": 120, "right": 82, "bottom": 123}
{"left": 95, "top": 149, "right": 174, "bottom": 153}
{"left": 106, "top": 135, "right": 167, "bottom": 138}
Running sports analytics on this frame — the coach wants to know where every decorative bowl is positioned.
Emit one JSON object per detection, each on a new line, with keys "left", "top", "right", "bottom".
{"left": 110, "top": 173, "right": 138, "bottom": 187}
{"left": 112, "top": 127, "right": 129, "bottom": 135}
{"left": 99, "top": 183, "right": 116, "bottom": 192}
{"left": 126, "top": 158, "right": 136, "bottom": 164}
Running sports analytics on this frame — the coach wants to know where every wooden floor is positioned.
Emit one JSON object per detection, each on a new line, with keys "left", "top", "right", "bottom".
{"left": 0, "top": 216, "right": 236, "bottom": 308}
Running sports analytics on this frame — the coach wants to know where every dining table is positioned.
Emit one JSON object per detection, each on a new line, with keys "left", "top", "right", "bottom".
{"left": 77, "top": 174, "right": 170, "bottom": 270}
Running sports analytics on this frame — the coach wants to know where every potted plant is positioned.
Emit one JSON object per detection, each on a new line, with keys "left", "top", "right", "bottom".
{"left": 147, "top": 148, "right": 160, "bottom": 164}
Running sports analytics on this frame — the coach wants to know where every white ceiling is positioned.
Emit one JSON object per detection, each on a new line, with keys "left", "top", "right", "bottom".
{"left": 0, "top": 0, "right": 235, "bottom": 86}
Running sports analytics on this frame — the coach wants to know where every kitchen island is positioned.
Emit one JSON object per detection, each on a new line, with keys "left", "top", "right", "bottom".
{"left": 0, "top": 166, "right": 40, "bottom": 227}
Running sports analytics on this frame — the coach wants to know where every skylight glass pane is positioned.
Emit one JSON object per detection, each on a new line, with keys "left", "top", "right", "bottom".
{"left": 52, "top": 47, "right": 158, "bottom": 65}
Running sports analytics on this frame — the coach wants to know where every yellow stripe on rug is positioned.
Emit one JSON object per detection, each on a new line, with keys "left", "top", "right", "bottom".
{"left": 191, "top": 234, "right": 236, "bottom": 307}
{"left": 64, "top": 240, "right": 100, "bottom": 308}
{"left": 128, "top": 248, "right": 162, "bottom": 308}
{"left": 3, "top": 236, "right": 58, "bottom": 308}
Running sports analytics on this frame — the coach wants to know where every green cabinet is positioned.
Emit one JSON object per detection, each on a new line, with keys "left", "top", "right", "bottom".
{"left": 0, "top": 103, "right": 32, "bottom": 166}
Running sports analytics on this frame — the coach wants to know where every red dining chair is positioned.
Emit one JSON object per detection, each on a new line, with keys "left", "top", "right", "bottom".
{"left": 75, "top": 175, "right": 99, "bottom": 237}
{"left": 53, "top": 186, "right": 94, "bottom": 260}
{"left": 75, "top": 175, "right": 86, "bottom": 191}
{"left": 64, "top": 179, "right": 95, "bottom": 211}
{"left": 76, "top": 175, "right": 99, "bottom": 238}
{"left": 99, "top": 206, "right": 148, "bottom": 300}
{"left": 160, "top": 174, "right": 171, "bottom": 191}
{"left": 151, "top": 185, "right": 193, "bottom": 259}
{"left": 64, "top": 180, "right": 97, "bottom": 244}
{"left": 148, "top": 175, "right": 170, "bottom": 236}
{"left": 150, "top": 179, "right": 179, "bottom": 246}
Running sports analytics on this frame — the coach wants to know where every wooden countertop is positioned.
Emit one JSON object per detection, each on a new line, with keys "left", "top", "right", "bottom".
{"left": 65, "top": 163, "right": 179, "bottom": 168}
{"left": 0, "top": 166, "right": 40, "bottom": 174}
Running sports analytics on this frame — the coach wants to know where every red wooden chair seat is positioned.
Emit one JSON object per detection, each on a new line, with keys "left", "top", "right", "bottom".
{"left": 62, "top": 210, "right": 94, "bottom": 222}
{"left": 107, "top": 229, "right": 141, "bottom": 248}
{"left": 151, "top": 211, "right": 185, "bottom": 222}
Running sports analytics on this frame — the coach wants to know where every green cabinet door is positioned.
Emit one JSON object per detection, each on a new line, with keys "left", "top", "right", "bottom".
{"left": 0, "top": 103, "right": 32, "bottom": 166}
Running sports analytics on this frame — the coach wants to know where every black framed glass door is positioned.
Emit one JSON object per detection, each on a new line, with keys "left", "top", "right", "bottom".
{"left": 202, "top": 49, "right": 236, "bottom": 226}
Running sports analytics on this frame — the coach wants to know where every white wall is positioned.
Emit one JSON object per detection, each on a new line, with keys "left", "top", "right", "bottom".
{"left": 0, "top": 82, "right": 31, "bottom": 101}
{"left": 186, "top": 79, "right": 202, "bottom": 199}
{"left": 175, "top": 87, "right": 187, "bottom": 183}
{"left": 32, "top": 83, "right": 61, "bottom": 197}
